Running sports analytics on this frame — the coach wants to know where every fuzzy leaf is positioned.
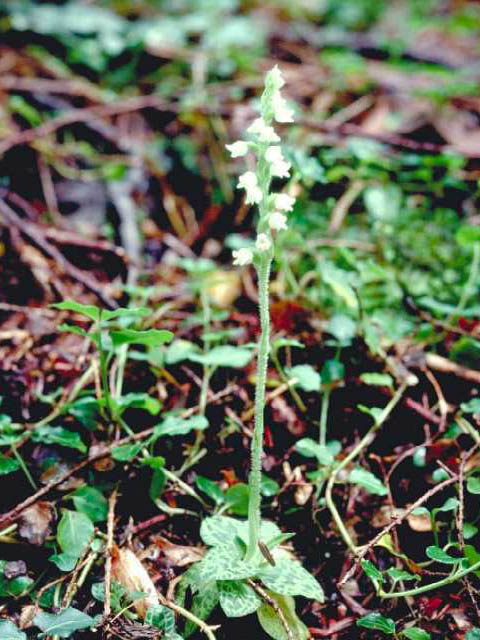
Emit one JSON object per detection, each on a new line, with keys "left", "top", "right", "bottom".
{"left": 257, "top": 593, "right": 309, "bottom": 640}
{"left": 257, "top": 558, "right": 324, "bottom": 602}
{"left": 218, "top": 580, "right": 261, "bottom": 617}
{"left": 294, "top": 438, "right": 334, "bottom": 465}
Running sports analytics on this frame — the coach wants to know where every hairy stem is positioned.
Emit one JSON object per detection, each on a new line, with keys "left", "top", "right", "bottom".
{"left": 246, "top": 254, "right": 272, "bottom": 561}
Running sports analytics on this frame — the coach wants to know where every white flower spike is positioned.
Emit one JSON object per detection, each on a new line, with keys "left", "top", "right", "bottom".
{"left": 272, "top": 92, "right": 294, "bottom": 123}
{"left": 226, "top": 141, "right": 249, "bottom": 158}
{"left": 256, "top": 233, "right": 271, "bottom": 252}
{"left": 275, "top": 193, "right": 295, "bottom": 212}
{"left": 247, "top": 117, "right": 280, "bottom": 143}
{"left": 238, "top": 171, "right": 262, "bottom": 204}
{"left": 268, "top": 211, "right": 288, "bottom": 231}
{"left": 265, "top": 146, "right": 291, "bottom": 178}
{"left": 268, "top": 65, "right": 285, "bottom": 91}
{"left": 232, "top": 248, "right": 253, "bottom": 266}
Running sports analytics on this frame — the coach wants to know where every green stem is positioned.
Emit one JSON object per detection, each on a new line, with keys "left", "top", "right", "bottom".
{"left": 246, "top": 254, "right": 272, "bottom": 562}
{"left": 319, "top": 387, "right": 331, "bottom": 447}
{"left": 325, "top": 383, "right": 406, "bottom": 555}
{"left": 379, "top": 559, "right": 480, "bottom": 599}
{"left": 97, "top": 314, "right": 113, "bottom": 419}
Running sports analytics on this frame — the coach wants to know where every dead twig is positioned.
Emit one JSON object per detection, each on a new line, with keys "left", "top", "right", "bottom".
{"left": 104, "top": 488, "right": 118, "bottom": 621}
{"left": 246, "top": 579, "right": 294, "bottom": 640}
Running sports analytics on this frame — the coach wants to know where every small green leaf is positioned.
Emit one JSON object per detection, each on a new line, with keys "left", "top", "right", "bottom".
{"left": 225, "top": 484, "right": 249, "bottom": 516}
{"left": 102, "top": 307, "right": 150, "bottom": 322}
{"left": 456, "top": 225, "right": 480, "bottom": 247}
{"left": 0, "top": 455, "right": 20, "bottom": 475}
{"left": 386, "top": 568, "right": 420, "bottom": 583}
{"left": 361, "top": 560, "right": 383, "bottom": 584}
{"left": 56, "top": 510, "right": 94, "bottom": 562}
{"left": 321, "top": 359, "right": 345, "bottom": 384}
{"left": 425, "top": 546, "right": 461, "bottom": 564}
{"left": 110, "top": 329, "right": 173, "bottom": 347}
{"left": 348, "top": 468, "right": 388, "bottom": 496}
{"left": 287, "top": 365, "right": 321, "bottom": 392}
{"left": 357, "top": 612, "right": 396, "bottom": 635}
{"left": 327, "top": 314, "right": 357, "bottom": 345}
{"left": 196, "top": 476, "right": 225, "bottom": 504}
{"left": 218, "top": 580, "right": 261, "bottom": 617}
{"left": 51, "top": 301, "right": 100, "bottom": 322}
{"left": 191, "top": 345, "right": 254, "bottom": 368}
{"left": 402, "top": 627, "right": 431, "bottom": 640}
{"left": 184, "top": 581, "right": 219, "bottom": 638}
{"left": 111, "top": 442, "right": 144, "bottom": 461}
{"left": 154, "top": 414, "right": 208, "bottom": 437}
{"left": 34, "top": 607, "right": 95, "bottom": 638}
{"left": 72, "top": 486, "right": 108, "bottom": 523}
{"left": 467, "top": 476, "right": 480, "bottom": 494}
{"left": 467, "top": 629, "right": 480, "bottom": 640}
{"left": 165, "top": 340, "right": 200, "bottom": 364}
{"left": 461, "top": 398, "right": 480, "bottom": 414}
{"left": 294, "top": 438, "right": 334, "bottom": 465}
{"left": 32, "top": 426, "right": 86, "bottom": 453}
{"left": 360, "top": 373, "right": 393, "bottom": 387}
{"left": 464, "top": 523, "right": 479, "bottom": 540}
{"left": 0, "top": 620, "right": 26, "bottom": 639}
{"left": 116, "top": 392, "right": 162, "bottom": 415}
{"left": 149, "top": 468, "right": 166, "bottom": 501}
{"left": 261, "top": 474, "right": 280, "bottom": 497}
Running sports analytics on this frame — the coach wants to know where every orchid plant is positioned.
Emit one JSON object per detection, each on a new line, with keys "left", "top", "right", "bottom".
{"left": 177, "top": 67, "right": 323, "bottom": 640}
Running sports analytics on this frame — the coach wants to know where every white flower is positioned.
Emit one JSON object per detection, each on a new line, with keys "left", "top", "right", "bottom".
{"left": 267, "top": 65, "right": 285, "bottom": 91}
{"left": 268, "top": 211, "right": 288, "bottom": 231}
{"left": 238, "top": 171, "right": 262, "bottom": 204}
{"left": 232, "top": 248, "right": 253, "bottom": 266}
{"left": 272, "top": 91, "right": 294, "bottom": 123}
{"left": 226, "top": 140, "right": 248, "bottom": 158}
{"left": 256, "top": 233, "right": 271, "bottom": 252}
{"left": 265, "top": 146, "right": 291, "bottom": 178}
{"left": 247, "top": 117, "right": 280, "bottom": 143}
{"left": 275, "top": 193, "right": 295, "bottom": 212}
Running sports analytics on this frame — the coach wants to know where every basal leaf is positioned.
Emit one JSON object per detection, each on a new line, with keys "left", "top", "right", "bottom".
{"left": 257, "top": 593, "right": 309, "bottom": 640}
{"left": 218, "top": 580, "right": 261, "bottom": 617}
{"left": 196, "top": 546, "right": 255, "bottom": 583}
{"left": 145, "top": 604, "right": 176, "bottom": 635}
{"left": 257, "top": 558, "right": 324, "bottom": 602}
{"left": 184, "top": 582, "right": 219, "bottom": 638}
{"left": 200, "top": 516, "right": 242, "bottom": 547}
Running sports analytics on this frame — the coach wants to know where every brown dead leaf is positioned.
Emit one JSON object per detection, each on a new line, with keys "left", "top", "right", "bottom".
{"left": 19, "top": 502, "right": 54, "bottom": 546}
{"left": 19, "top": 604, "right": 36, "bottom": 629}
{"left": 112, "top": 547, "right": 159, "bottom": 618}
{"left": 152, "top": 536, "right": 204, "bottom": 567}
{"left": 206, "top": 270, "right": 242, "bottom": 308}
{"left": 294, "top": 483, "right": 313, "bottom": 506}
{"left": 407, "top": 510, "right": 432, "bottom": 532}
{"left": 271, "top": 395, "right": 304, "bottom": 436}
